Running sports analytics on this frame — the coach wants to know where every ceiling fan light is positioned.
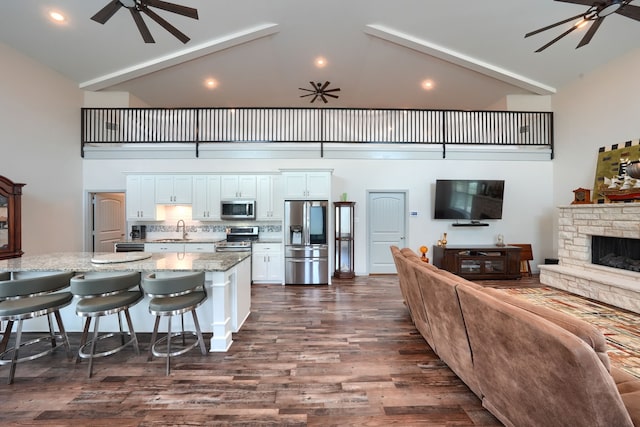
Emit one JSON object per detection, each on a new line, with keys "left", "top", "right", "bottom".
{"left": 599, "top": 2, "right": 622, "bottom": 17}
{"left": 119, "top": 0, "right": 137, "bottom": 8}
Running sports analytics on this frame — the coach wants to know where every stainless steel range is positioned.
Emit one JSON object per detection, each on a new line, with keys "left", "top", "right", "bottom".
{"left": 215, "top": 226, "right": 259, "bottom": 252}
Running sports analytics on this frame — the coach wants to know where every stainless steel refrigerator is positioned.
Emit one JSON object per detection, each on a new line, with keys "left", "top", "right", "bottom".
{"left": 284, "top": 200, "right": 329, "bottom": 285}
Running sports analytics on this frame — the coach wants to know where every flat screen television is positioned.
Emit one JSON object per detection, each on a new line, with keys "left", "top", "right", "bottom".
{"left": 433, "top": 179, "right": 505, "bottom": 221}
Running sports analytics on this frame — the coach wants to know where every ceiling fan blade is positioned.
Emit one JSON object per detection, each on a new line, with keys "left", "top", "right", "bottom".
{"left": 616, "top": 4, "right": 640, "bottom": 21}
{"left": 535, "top": 25, "right": 580, "bottom": 52}
{"left": 320, "top": 94, "right": 328, "bottom": 103}
{"left": 323, "top": 88, "right": 341, "bottom": 94}
{"left": 576, "top": 17, "right": 603, "bottom": 48}
{"left": 299, "top": 92, "right": 315, "bottom": 98}
{"left": 525, "top": 12, "right": 586, "bottom": 38}
{"left": 130, "top": 9, "right": 155, "bottom": 43}
{"left": 324, "top": 93, "right": 339, "bottom": 99}
{"left": 91, "top": 0, "right": 122, "bottom": 24}
{"left": 320, "top": 81, "right": 330, "bottom": 91}
{"left": 554, "top": 0, "right": 595, "bottom": 6}
{"left": 310, "top": 94, "right": 319, "bottom": 103}
{"left": 146, "top": 0, "right": 199, "bottom": 19}
{"left": 298, "top": 88, "right": 316, "bottom": 93}
{"left": 142, "top": 7, "right": 190, "bottom": 43}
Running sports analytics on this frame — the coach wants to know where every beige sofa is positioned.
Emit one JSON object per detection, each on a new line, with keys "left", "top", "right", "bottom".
{"left": 391, "top": 246, "right": 640, "bottom": 427}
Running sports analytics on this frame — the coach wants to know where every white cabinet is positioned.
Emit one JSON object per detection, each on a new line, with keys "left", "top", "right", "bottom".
{"left": 126, "top": 175, "right": 164, "bottom": 221}
{"left": 192, "top": 175, "right": 221, "bottom": 220}
{"left": 256, "top": 175, "right": 283, "bottom": 220}
{"left": 144, "top": 243, "right": 184, "bottom": 253}
{"left": 155, "top": 175, "right": 192, "bottom": 204}
{"left": 252, "top": 243, "right": 283, "bottom": 284}
{"left": 185, "top": 243, "right": 216, "bottom": 252}
{"left": 220, "top": 175, "right": 256, "bottom": 199}
{"left": 282, "top": 171, "right": 331, "bottom": 199}
{"left": 144, "top": 242, "right": 216, "bottom": 253}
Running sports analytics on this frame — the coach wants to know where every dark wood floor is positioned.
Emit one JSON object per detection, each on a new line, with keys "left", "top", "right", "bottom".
{"left": 0, "top": 275, "right": 514, "bottom": 426}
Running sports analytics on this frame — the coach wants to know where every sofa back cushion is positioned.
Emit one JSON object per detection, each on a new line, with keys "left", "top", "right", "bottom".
{"left": 409, "top": 262, "right": 482, "bottom": 397}
{"left": 392, "top": 249, "right": 436, "bottom": 352}
{"left": 481, "top": 287, "right": 611, "bottom": 371}
{"left": 457, "top": 284, "right": 633, "bottom": 427}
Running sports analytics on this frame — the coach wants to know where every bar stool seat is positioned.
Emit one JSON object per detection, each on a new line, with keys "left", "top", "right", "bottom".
{"left": 0, "top": 271, "right": 74, "bottom": 384}
{"left": 142, "top": 271, "right": 208, "bottom": 375}
{"left": 70, "top": 271, "right": 142, "bottom": 378}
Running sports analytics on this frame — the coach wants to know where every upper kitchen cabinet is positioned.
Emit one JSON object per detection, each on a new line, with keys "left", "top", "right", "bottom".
{"left": 220, "top": 175, "right": 257, "bottom": 199}
{"left": 256, "top": 175, "right": 283, "bottom": 220}
{"left": 155, "top": 175, "right": 192, "bottom": 204}
{"left": 192, "top": 175, "right": 221, "bottom": 221}
{"left": 126, "top": 175, "right": 165, "bottom": 221}
{"left": 0, "top": 175, "right": 25, "bottom": 260}
{"left": 282, "top": 171, "right": 331, "bottom": 199}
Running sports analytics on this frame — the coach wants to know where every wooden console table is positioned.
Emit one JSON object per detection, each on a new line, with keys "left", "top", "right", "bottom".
{"left": 432, "top": 245, "right": 522, "bottom": 280}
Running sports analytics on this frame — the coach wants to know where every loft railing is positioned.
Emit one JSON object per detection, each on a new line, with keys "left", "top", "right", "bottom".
{"left": 81, "top": 107, "right": 553, "bottom": 158}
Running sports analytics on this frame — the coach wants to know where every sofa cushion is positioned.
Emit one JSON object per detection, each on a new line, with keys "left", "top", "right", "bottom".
{"left": 457, "top": 284, "right": 634, "bottom": 427}
{"left": 409, "top": 262, "right": 482, "bottom": 398}
{"left": 392, "top": 250, "right": 436, "bottom": 352}
{"left": 481, "top": 287, "right": 611, "bottom": 372}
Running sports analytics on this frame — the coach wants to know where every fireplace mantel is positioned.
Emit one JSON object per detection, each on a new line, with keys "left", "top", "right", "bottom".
{"left": 540, "top": 204, "right": 640, "bottom": 313}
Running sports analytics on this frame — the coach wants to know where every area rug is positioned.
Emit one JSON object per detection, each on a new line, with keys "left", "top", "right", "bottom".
{"left": 498, "top": 286, "right": 640, "bottom": 379}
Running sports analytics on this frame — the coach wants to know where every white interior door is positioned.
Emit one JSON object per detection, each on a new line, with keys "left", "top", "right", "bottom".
{"left": 93, "top": 192, "right": 126, "bottom": 252}
{"left": 367, "top": 191, "right": 407, "bottom": 274}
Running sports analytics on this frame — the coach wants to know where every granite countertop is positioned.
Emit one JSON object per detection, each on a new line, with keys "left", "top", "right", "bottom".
{"left": 0, "top": 251, "right": 251, "bottom": 273}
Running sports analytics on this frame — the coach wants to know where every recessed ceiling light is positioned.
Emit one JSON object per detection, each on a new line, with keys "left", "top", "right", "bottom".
{"left": 315, "top": 57, "right": 327, "bottom": 68}
{"left": 49, "top": 10, "right": 66, "bottom": 23}
{"left": 205, "top": 79, "right": 217, "bottom": 89}
{"left": 421, "top": 80, "right": 435, "bottom": 90}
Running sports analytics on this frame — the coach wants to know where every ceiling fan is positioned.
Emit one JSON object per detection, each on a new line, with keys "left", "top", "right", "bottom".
{"left": 299, "top": 81, "right": 341, "bottom": 104}
{"left": 91, "top": 0, "right": 199, "bottom": 44}
{"left": 526, "top": 0, "right": 640, "bottom": 52}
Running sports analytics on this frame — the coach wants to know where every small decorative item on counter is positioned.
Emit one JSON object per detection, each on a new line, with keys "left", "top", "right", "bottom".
{"left": 496, "top": 234, "right": 505, "bottom": 247}
{"left": 419, "top": 245, "right": 429, "bottom": 263}
{"left": 341, "top": 192, "right": 348, "bottom": 201}
{"left": 436, "top": 232, "right": 448, "bottom": 247}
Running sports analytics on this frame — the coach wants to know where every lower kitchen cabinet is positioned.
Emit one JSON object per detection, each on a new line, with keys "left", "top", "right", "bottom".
{"left": 144, "top": 242, "right": 216, "bottom": 253}
{"left": 252, "top": 243, "right": 283, "bottom": 284}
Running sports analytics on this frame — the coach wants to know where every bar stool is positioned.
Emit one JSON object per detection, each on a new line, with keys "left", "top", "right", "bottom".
{"left": 141, "top": 271, "right": 208, "bottom": 375}
{"left": 70, "top": 271, "right": 143, "bottom": 378}
{"left": 0, "top": 271, "right": 74, "bottom": 384}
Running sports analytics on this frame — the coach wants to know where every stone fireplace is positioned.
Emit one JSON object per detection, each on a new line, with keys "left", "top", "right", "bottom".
{"left": 539, "top": 204, "right": 640, "bottom": 313}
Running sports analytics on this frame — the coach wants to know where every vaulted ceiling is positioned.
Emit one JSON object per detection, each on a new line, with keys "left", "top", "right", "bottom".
{"left": 2, "top": 0, "right": 639, "bottom": 110}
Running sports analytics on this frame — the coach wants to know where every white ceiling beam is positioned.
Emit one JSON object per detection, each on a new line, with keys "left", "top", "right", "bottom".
{"left": 364, "top": 24, "right": 555, "bottom": 95}
{"left": 80, "top": 23, "right": 280, "bottom": 91}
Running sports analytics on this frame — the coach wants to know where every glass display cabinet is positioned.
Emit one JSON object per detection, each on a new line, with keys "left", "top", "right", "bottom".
{"left": 0, "top": 176, "right": 25, "bottom": 260}
{"left": 334, "top": 201, "right": 355, "bottom": 279}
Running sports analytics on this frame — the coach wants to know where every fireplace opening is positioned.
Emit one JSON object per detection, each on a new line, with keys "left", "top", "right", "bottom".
{"left": 592, "top": 235, "right": 640, "bottom": 272}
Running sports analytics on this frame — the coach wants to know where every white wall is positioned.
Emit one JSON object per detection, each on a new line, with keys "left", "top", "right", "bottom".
{"left": 552, "top": 48, "right": 640, "bottom": 253}
{"left": 0, "top": 42, "right": 84, "bottom": 255}
{"left": 83, "top": 157, "right": 554, "bottom": 275}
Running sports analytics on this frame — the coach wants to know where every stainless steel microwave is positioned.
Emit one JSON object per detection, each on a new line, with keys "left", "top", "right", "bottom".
{"left": 220, "top": 200, "right": 256, "bottom": 220}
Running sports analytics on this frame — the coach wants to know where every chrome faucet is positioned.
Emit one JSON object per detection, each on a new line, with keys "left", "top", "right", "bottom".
{"left": 176, "top": 219, "right": 187, "bottom": 239}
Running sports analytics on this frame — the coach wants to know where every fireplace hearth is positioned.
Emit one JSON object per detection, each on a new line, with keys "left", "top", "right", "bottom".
{"left": 592, "top": 236, "right": 640, "bottom": 272}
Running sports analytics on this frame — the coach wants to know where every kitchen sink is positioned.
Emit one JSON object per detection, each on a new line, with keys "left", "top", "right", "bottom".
{"left": 152, "top": 238, "right": 192, "bottom": 243}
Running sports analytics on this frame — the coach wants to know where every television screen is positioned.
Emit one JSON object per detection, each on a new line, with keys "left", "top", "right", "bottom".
{"left": 433, "top": 179, "right": 505, "bottom": 220}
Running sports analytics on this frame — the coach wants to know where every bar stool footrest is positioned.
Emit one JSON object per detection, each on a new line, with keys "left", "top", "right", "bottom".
{"left": 0, "top": 333, "right": 68, "bottom": 365}
{"left": 78, "top": 331, "right": 139, "bottom": 360}
{"left": 151, "top": 331, "right": 201, "bottom": 358}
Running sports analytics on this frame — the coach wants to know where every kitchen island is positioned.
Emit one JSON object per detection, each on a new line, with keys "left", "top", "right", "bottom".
{"left": 0, "top": 251, "right": 251, "bottom": 352}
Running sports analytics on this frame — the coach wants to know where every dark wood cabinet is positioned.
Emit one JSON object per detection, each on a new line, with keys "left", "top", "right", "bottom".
{"left": 432, "top": 245, "right": 521, "bottom": 280}
{"left": 0, "top": 176, "right": 25, "bottom": 260}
